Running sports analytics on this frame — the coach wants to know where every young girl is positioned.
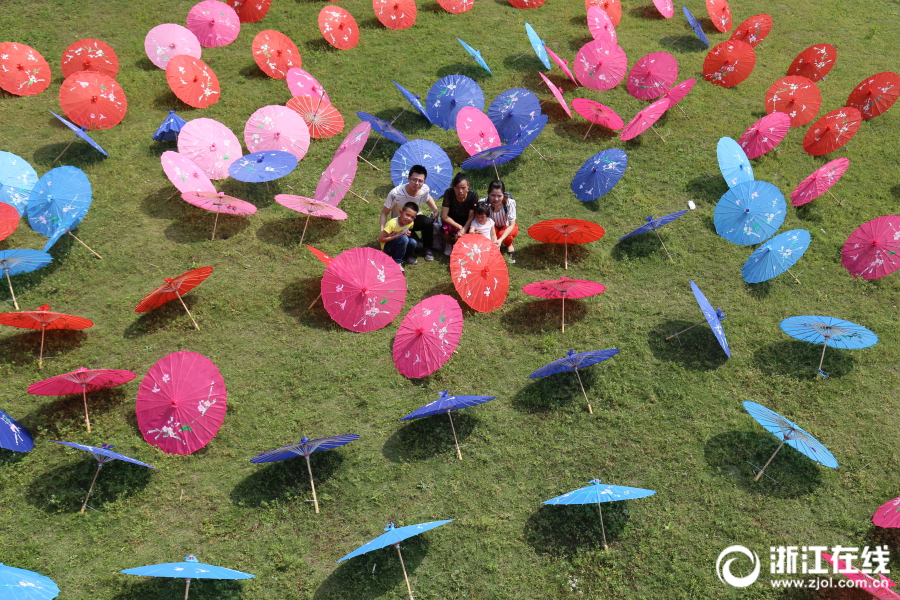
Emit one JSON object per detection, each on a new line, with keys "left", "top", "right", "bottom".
{"left": 481, "top": 180, "right": 518, "bottom": 263}
{"left": 468, "top": 204, "right": 498, "bottom": 243}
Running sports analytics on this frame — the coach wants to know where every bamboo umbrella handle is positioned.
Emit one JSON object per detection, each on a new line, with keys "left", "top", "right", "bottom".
{"left": 396, "top": 545, "right": 414, "bottom": 600}
{"left": 305, "top": 456, "right": 319, "bottom": 513}
{"left": 80, "top": 463, "right": 103, "bottom": 514}
{"left": 82, "top": 386, "right": 91, "bottom": 433}
{"left": 174, "top": 291, "right": 200, "bottom": 331}
{"left": 754, "top": 439, "right": 786, "bottom": 482}
{"left": 665, "top": 320, "right": 705, "bottom": 341}
{"left": 447, "top": 411, "right": 463, "bottom": 460}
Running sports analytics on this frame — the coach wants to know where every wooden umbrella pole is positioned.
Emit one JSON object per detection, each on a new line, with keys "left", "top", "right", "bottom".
{"left": 395, "top": 545, "right": 414, "bottom": 600}
{"left": 366, "top": 137, "right": 381, "bottom": 157}
{"left": 305, "top": 456, "right": 320, "bottom": 513}
{"left": 573, "top": 368, "right": 593, "bottom": 414}
{"left": 80, "top": 463, "right": 103, "bottom": 514}
{"left": 184, "top": 578, "right": 192, "bottom": 600}
{"left": 827, "top": 189, "right": 843, "bottom": 206}
{"left": 817, "top": 341, "right": 828, "bottom": 375}
{"left": 164, "top": 189, "right": 179, "bottom": 201}
{"left": 654, "top": 229, "right": 673, "bottom": 261}
{"left": 561, "top": 296, "right": 565, "bottom": 333}
{"left": 39, "top": 326, "right": 46, "bottom": 369}
{"left": 447, "top": 411, "right": 463, "bottom": 460}
{"left": 308, "top": 293, "right": 322, "bottom": 309}
{"left": 787, "top": 269, "right": 801, "bottom": 284}
{"left": 564, "top": 240, "right": 568, "bottom": 269}
{"left": 211, "top": 212, "right": 220, "bottom": 240}
{"left": 754, "top": 439, "right": 786, "bottom": 481}
{"left": 358, "top": 155, "right": 381, "bottom": 171}
{"left": 530, "top": 145, "right": 548, "bottom": 160}
{"left": 68, "top": 232, "right": 102, "bottom": 259}
{"left": 493, "top": 162, "right": 500, "bottom": 181}
{"left": 299, "top": 215, "right": 311, "bottom": 247}
{"left": 651, "top": 126, "right": 666, "bottom": 142}
{"left": 53, "top": 138, "right": 76, "bottom": 164}
{"left": 174, "top": 291, "right": 200, "bottom": 331}
{"left": 676, "top": 103, "right": 690, "bottom": 119}
{"left": 82, "top": 386, "right": 92, "bottom": 433}
{"left": 596, "top": 502, "right": 609, "bottom": 549}
{"left": 583, "top": 122, "right": 594, "bottom": 140}
{"left": 347, "top": 188, "right": 370, "bottom": 203}
{"left": 665, "top": 320, "right": 705, "bottom": 340}
{"left": 5, "top": 269, "right": 19, "bottom": 310}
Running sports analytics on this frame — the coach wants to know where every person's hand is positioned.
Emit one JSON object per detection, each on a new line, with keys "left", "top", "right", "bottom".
{"left": 494, "top": 239, "right": 502, "bottom": 247}
{"left": 402, "top": 230, "right": 411, "bottom": 237}
{"left": 456, "top": 224, "right": 465, "bottom": 233}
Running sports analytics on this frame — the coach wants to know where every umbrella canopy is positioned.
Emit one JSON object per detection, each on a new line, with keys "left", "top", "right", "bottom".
{"left": 374, "top": 0, "right": 417, "bottom": 30}
{"left": 181, "top": 192, "right": 257, "bottom": 240}
{"left": 663, "top": 78, "right": 696, "bottom": 109}
{"left": 392, "top": 80, "right": 432, "bottom": 123}
{"left": 529, "top": 219, "right": 605, "bottom": 268}
{"left": 742, "top": 229, "right": 810, "bottom": 284}
{"left": 841, "top": 215, "right": 900, "bottom": 280}
{"left": 225, "top": 0, "right": 272, "bottom": 22}
{"left": 314, "top": 152, "right": 359, "bottom": 206}
{"left": 456, "top": 107, "right": 501, "bottom": 156}
{"left": 587, "top": 0, "right": 621, "bottom": 25}
{"left": 59, "top": 71, "right": 127, "bottom": 130}
{"left": 228, "top": 151, "right": 297, "bottom": 183}
{"left": 401, "top": 390, "right": 494, "bottom": 460}
{"left": 587, "top": 6, "right": 617, "bottom": 46}
{"left": 707, "top": 0, "right": 732, "bottom": 32}
{"left": 321, "top": 246, "right": 407, "bottom": 332}
{"left": 0, "top": 42, "right": 51, "bottom": 97}
{"left": 538, "top": 72, "right": 571, "bottom": 118}
{"left": 307, "top": 245, "right": 334, "bottom": 267}
{"left": 287, "top": 94, "right": 344, "bottom": 139}
{"left": 144, "top": 24, "right": 201, "bottom": 70}
{"left": 276, "top": 195, "right": 347, "bottom": 221}
{"left": 780, "top": 315, "right": 877, "bottom": 377}
{"left": 627, "top": 52, "right": 678, "bottom": 101}
{"left": 545, "top": 45, "right": 578, "bottom": 86}
{"left": 0, "top": 407, "right": 33, "bottom": 453}
{"left": 522, "top": 277, "right": 606, "bottom": 332}
{"left": 765, "top": 76, "right": 821, "bottom": 127}
{"left": 679, "top": 280, "right": 731, "bottom": 357}
{"left": 178, "top": 118, "right": 242, "bottom": 180}
{"left": 27, "top": 166, "right": 92, "bottom": 238}
{"left": 508, "top": 113, "right": 548, "bottom": 148}
{"left": 738, "top": 112, "right": 791, "bottom": 158}
{"left": 337, "top": 122, "right": 372, "bottom": 156}
{"left": 874, "top": 496, "right": 900, "bottom": 529}
{"left": 61, "top": 39, "right": 118, "bottom": 79}
{"left": 30, "top": 367, "right": 136, "bottom": 433}
{"left": 802, "top": 107, "right": 862, "bottom": 156}
{"left": 187, "top": 0, "right": 241, "bottom": 48}
{"left": 618, "top": 211, "right": 687, "bottom": 260}
{"left": 620, "top": 98, "right": 670, "bottom": 141}
{"left": 682, "top": 7, "right": 709, "bottom": 47}
{"left": 460, "top": 145, "right": 524, "bottom": 180}
{"left": 252, "top": 30, "right": 301, "bottom": 79}
{"left": 153, "top": 110, "right": 187, "bottom": 142}
{"left": 165, "top": 55, "right": 220, "bottom": 109}
{"left": 437, "top": 0, "right": 473, "bottom": 13}
{"left": 529, "top": 349, "right": 619, "bottom": 413}
{"left": 49, "top": 111, "right": 109, "bottom": 158}
{"left": 791, "top": 157, "right": 849, "bottom": 206}
{"left": 572, "top": 98, "right": 624, "bottom": 134}
{"left": 847, "top": 72, "right": 900, "bottom": 120}
{"left": 822, "top": 553, "right": 900, "bottom": 600}
{"left": 318, "top": 6, "right": 359, "bottom": 50}
{"left": 135, "top": 266, "right": 214, "bottom": 330}
{"left": 0, "top": 150, "right": 38, "bottom": 216}
{"left": 652, "top": 0, "right": 673, "bottom": 17}
{"left": 161, "top": 151, "right": 217, "bottom": 195}
{"left": 449, "top": 234, "right": 509, "bottom": 313}
{"left": 488, "top": 88, "right": 542, "bottom": 144}
{"left": 356, "top": 112, "right": 408, "bottom": 145}
{"left": 787, "top": 43, "right": 837, "bottom": 82}
{"left": 0, "top": 563, "right": 59, "bottom": 599}
{"left": 0, "top": 302, "right": 91, "bottom": 364}
{"left": 338, "top": 520, "right": 454, "bottom": 563}
{"left": 703, "top": 40, "right": 755, "bottom": 87}
{"left": 730, "top": 13, "right": 773, "bottom": 47}
{"left": 574, "top": 40, "right": 627, "bottom": 92}
{"left": 426, "top": 74, "right": 485, "bottom": 131}
{"left": 287, "top": 68, "right": 330, "bottom": 103}
{"left": 571, "top": 148, "right": 627, "bottom": 201}
{"left": 716, "top": 137, "right": 754, "bottom": 188}
{"left": 713, "top": 180, "right": 786, "bottom": 246}
{"left": 0, "top": 203, "right": 17, "bottom": 241}
{"left": 244, "top": 105, "right": 310, "bottom": 160}
{"left": 525, "top": 23, "right": 551, "bottom": 70}
{"left": 122, "top": 555, "right": 253, "bottom": 580}
{"left": 393, "top": 295, "right": 463, "bottom": 379}
{"left": 391, "top": 140, "right": 453, "bottom": 199}
{"left": 509, "top": 0, "right": 546, "bottom": 8}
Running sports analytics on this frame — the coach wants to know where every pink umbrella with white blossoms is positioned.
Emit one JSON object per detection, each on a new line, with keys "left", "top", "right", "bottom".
{"left": 545, "top": 45, "right": 578, "bottom": 86}
{"left": 286, "top": 68, "right": 330, "bottom": 103}
{"left": 652, "top": 0, "right": 674, "bottom": 18}
{"left": 538, "top": 72, "right": 572, "bottom": 118}
{"left": 187, "top": 0, "right": 241, "bottom": 48}
{"left": 144, "top": 24, "right": 201, "bottom": 69}
{"left": 274, "top": 194, "right": 347, "bottom": 246}
{"left": 314, "top": 151, "right": 363, "bottom": 205}
{"left": 790, "top": 158, "right": 849, "bottom": 206}
{"left": 181, "top": 191, "right": 257, "bottom": 240}
{"left": 840, "top": 215, "right": 900, "bottom": 280}
{"left": 177, "top": 118, "right": 242, "bottom": 180}
{"left": 160, "top": 151, "right": 217, "bottom": 201}
{"left": 572, "top": 98, "right": 623, "bottom": 139}
{"left": 663, "top": 78, "right": 696, "bottom": 119}
{"left": 393, "top": 295, "right": 463, "bottom": 379}
{"left": 738, "top": 112, "right": 791, "bottom": 158}
{"left": 575, "top": 40, "right": 627, "bottom": 92}
{"left": 335, "top": 122, "right": 380, "bottom": 171}
{"left": 243, "top": 105, "right": 310, "bottom": 161}
{"left": 587, "top": 6, "right": 616, "bottom": 45}
{"left": 28, "top": 367, "right": 136, "bottom": 433}
{"left": 873, "top": 495, "right": 900, "bottom": 529}
{"left": 627, "top": 52, "right": 678, "bottom": 101}
{"left": 620, "top": 98, "right": 670, "bottom": 142}
{"left": 822, "top": 552, "right": 899, "bottom": 600}
{"left": 321, "top": 247, "right": 407, "bottom": 333}
{"left": 456, "top": 107, "right": 501, "bottom": 155}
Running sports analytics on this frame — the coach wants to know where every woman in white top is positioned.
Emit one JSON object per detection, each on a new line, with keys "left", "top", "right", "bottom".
{"left": 480, "top": 180, "right": 518, "bottom": 263}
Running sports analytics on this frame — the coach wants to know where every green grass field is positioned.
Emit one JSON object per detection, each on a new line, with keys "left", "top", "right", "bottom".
{"left": 1, "top": 0, "right": 900, "bottom": 598}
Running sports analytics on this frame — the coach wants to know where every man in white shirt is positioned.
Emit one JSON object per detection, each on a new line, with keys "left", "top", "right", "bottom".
{"left": 379, "top": 164, "right": 439, "bottom": 261}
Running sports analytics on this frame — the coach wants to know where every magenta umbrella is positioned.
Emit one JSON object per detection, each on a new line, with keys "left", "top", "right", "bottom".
{"left": 587, "top": 6, "right": 616, "bottom": 45}
{"left": 392, "top": 295, "right": 464, "bottom": 379}
{"left": 572, "top": 98, "right": 623, "bottom": 139}
{"left": 574, "top": 40, "right": 627, "bottom": 92}
{"left": 738, "top": 112, "right": 791, "bottom": 159}
{"left": 538, "top": 72, "right": 572, "bottom": 118}
{"left": 791, "top": 158, "right": 849, "bottom": 207}
{"left": 178, "top": 118, "right": 242, "bottom": 180}
{"left": 545, "top": 45, "right": 578, "bottom": 85}
{"left": 144, "top": 24, "right": 202, "bottom": 69}
{"left": 314, "top": 152, "right": 362, "bottom": 206}
{"left": 663, "top": 78, "right": 696, "bottom": 118}
{"left": 627, "top": 52, "right": 678, "bottom": 101}
{"left": 652, "top": 0, "right": 674, "bottom": 18}
{"left": 336, "top": 122, "right": 380, "bottom": 171}
{"left": 457, "top": 107, "right": 501, "bottom": 155}
{"left": 160, "top": 151, "right": 217, "bottom": 200}
{"left": 28, "top": 367, "right": 136, "bottom": 433}
{"left": 243, "top": 105, "right": 310, "bottom": 161}
{"left": 286, "top": 68, "right": 330, "bottom": 103}
{"left": 274, "top": 194, "right": 348, "bottom": 246}
{"left": 187, "top": 0, "right": 241, "bottom": 48}
{"left": 620, "top": 98, "right": 670, "bottom": 142}
{"left": 182, "top": 191, "right": 258, "bottom": 240}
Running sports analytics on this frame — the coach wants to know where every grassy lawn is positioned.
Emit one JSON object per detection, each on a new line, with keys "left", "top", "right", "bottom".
{"left": 1, "top": 0, "right": 899, "bottom": 598}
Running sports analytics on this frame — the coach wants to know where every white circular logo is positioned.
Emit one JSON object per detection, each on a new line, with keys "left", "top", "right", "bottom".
{"left": 716, "top": 545, "right": 761, "bottom": 588}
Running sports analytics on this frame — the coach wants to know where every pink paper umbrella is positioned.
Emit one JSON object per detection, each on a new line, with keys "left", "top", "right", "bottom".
{"left": 187, "top": 0, "right": 241, "bottom": 48}
{"left": 144, "top": 24, "right": 202, "bottom": 69}
{"left": 663, "top": 78, "right": 696, "bottom": 118}
{"left": 392, "top": 294, "right": 463, "bottom": 378}
{"left": 456, "top": 107, "right": 502, "bottom": 155}
{"left": 822, "top": 553, "right": 900, "bottom": 600}
{"left": 160, "top": 151, "right": 217, "bottom": 200}
{"left": 874, "top": 495, "right": 900, "bottom": 528}
{"left": 841, "top": 215, "right": 900, "bottom": 280}
{"left": 652, "top": 0, "right": 674, "bottom": 18}
{"left": 286, "top": 68, "right": 330, "bottom": 104}
{"left": 244, "top": 105, "right": 310, "bottom": 161}
{"left": 274, "top": 194, "right": 347, "bottom": 246}
{"left": 587, "top": 6, "right": 617, "bottom": 46}
{"left": 572, "top": 98, "right": 623, "bottom": 139}
{"left": 538, "top": 72, "right": 572, "bottom": 118}
{"left": 738, "top": 112, "right": 791, "bottom": 159}
{"left": 314, "top": 152, "right": 361, "bottom": 206}
{"left": 790, "top": 158, "right": 849, "bottom": 206}
{"left": 544, "top": 45, "right": 578, "bottom": 86}
{"left": 321, "top": 246, "right": 407, "bottom": 332}
{"left": 575, "top": 40, "right": 627, "bottom": 92}
{"left": 627, "top": 52, "right": 678, "bottom": 101}
{"left": 336, "top": 122, "right": 380, "bottom": 171}
{"left": 136, "top": 351, "right": 227, "bottom": 456}
{"left": 182, "top": 191, "right": 257, "bottom": 240}
{"left": 178, "top": 118, "right": 242, "bottom": 180}
{"left": 28, "top": 367, "right": 136, "bottom": 434}
{"left": 620, "top": 97, "right": 670, "bottom": 141}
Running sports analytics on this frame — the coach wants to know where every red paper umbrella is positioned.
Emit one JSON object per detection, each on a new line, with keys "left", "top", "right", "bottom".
{"left": 737, "top": 112, "right": 791, "bottom": 159}
{"left": 449, "top": 234, "right": 509, "bottom": 313}
{"left": 574, "top": 40, "right": 627, "bottom": 92}
{"left": 787, "top": 44, "right": 836, "bottom": 82}
{"left": 663, "top": 78, "right": 696, "bottom": 118}
{"left": 841, "top": 215, "right": 900, "bottom": 280}
{"left": 509, "top": 0, "right": 546, "bottom": 8}
{"left": 0, "top": 42, "right": 51, "bottom": 96}
{"left": 252, "top": 30, "right": 301, "bottom": 79}
{"left": 627, "top": 52, "right": 678, "bottom": 101}
{"left": 456, "top": 107, "right": 501, "bottom": 155}
{"left": 374, "top": 0, "right": 417, "bottom": 30}
{"left": 765, "top": 76, "right": 821, "bottom": 127}
{"left": 307, "top": 245, "right": 334, "bottom": 267}
{"left": 538, "top": 72, "right": 572, "bottom": 118}
{"left": 28, "top": 367, "right": 136, "bottom": 433}
{"left": 847, "top": 72, "right": 900, "bottom": 120}
{"left": 620, "top": 98, "right": 670, "bottom": 142}
{"left": 437, "top": 0, "right": 473, "bottom": 14}
{"left": 802, "top": 107, "right": 861, "bottom": 156}
{"left": 703, "top": 39, "right": 755, "bottom": 88}
{"left": 586, "top": 0, "right": 621, "bottom": 26}
{"left": 287, "top": 94, "right": 345, "bottom": 139}
{"left": 187, "top": 0, "right": 241, "bottom": 48}
{"left": 135, "top": 266, "right": 214, "bottom": 330}
{"left": 0, "top": 304, "right": 93, "bottom": 368}
{"left": 873, "top": 495, "right": 900, "bottom": 528}
{"left": 790, "top": 158, "right": 849, "bottom": 207}
{"left": 182, "top": 192, "right": 257, "bottom": 240}
{"left": 165, "top": 55, "right": 220, "bottom": 109}
{"left": 572, "top": 98, "right": 623, "bottom": 139}
{"left": 0, "top": 203, "right": 19, "bottom": 241}
{"left": 393, "top": 295, "right": 464, "bottom": 378}
{"left": 61, "top": 39, "right": 119, "bottom": 79}
{"left": 59, "top": 71, "right": 127, "bottom": 130}
{"left": 319, "top": 6, "right": 359, "bottom": 50}
{"left": 706, "top": 0, "right": 732, "bottom": 32}
{"left": 275, "top": 194, "right": 347, "bottom": 246}
{"left": 587, "top": 6, "right": 617, "bottom": 45}
{"left": 522, "top": 277, "right": 606, "bottom": 332}
{"left": 730, "top": 14, "right": 772, "bottom": 47}
{"left": 136, "top": 351, "right": 227, "bottom": 456}
{"left": 652, "top": 0, "right": 674, "bottom": 18}
{"left": 528, "top": 219, "right": 605, "bottom": 269}
{"left": 545, "top": 45, "right": 578, "bottom": 86}
{"left": 314, "top": 152, "right": 360, "bottom": 206}
{"left": 225, "top": 0, "right": 272, "bottom": 22}
{"left": 321, "top": 247, "right": 407, "bottom": 332}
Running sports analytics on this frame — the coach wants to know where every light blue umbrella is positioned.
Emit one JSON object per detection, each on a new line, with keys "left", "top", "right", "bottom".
{"left": 742, "top": 229, "right": 810, "bottom": 284}
{"left": 53, "top": 441, "right": 155, "bottom": 514}
{"left": 152, "top": 110, "right": 187, "bottom": 142}
{"left": 0, "top": 151, "right": 38, "bottom": 216}
{"left": 543, "top": 479, "right": 656, "bottom": 549}
{"left": 121, "top": 555, "right": 254, "bottom": 600}
{"left": 0, "top": 407, "right": 33, "bottom": 453}
{"left": 743, "top": 401, "right": 838, "bottom": 482}
{"left": 401, "top": 390, "right": 495, "bottom": 460}
{"left": 27, "top": 166, "right": 92, "bottom": 238}
{"left": 571, "top": 148, "right": 628, "bottom": 202}
{"left": 390, "top": 140, "right": 452, "bottom": 199}
{"left": 0, "top": 249, "right": 52, "bottom": 309}
{"left": 392, "top": 81, "right": 432, "bottom": 124}
{"left": 779, "top": 316, "right": 877, "bottom": 377}
{"left": 42, "top": 215, "right": 83, "bottom": 254}
{"left": 713, "top": 180, "right": 786, "bottom": 246}
{"left": 529, "top": 349, "right": 619, "bottom": 414}
{"left": 619, "top": 210, "right": 688, "bottom": 260}
{"left": 0, "top": 563, "right": 59, "bottom": 599}
{"left": 50, "top": 111, "right": 108, "bottom": 161}
{"left": 456, "top": 37, "right": 492, "bottom": 75}
{"left": 666, "top": 280, "right": 730, "bottom": 357}
{"left": 460, "top": 144, "right": 523, "bottom": 180}
{"left": 357, "top": 111, "right": 409, "bottom": 145}
{"left": 487, "top": 88, "right": 542, "bottom": 144}
{"left": 716, "top": 137, "right": 753, "bottom": 188}
{"left": 525, "top": 23, "right": 551, "bottom": 69}
{"left": 426, "top": 75, "right": 484, "bottom": 131}
{"left": 682, "top": 7, "right": 709, "bottom": 47}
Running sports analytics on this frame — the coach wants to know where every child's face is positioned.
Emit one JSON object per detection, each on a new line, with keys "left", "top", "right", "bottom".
{"left": 475, "top": 213, "right": 487, "bottom": 225}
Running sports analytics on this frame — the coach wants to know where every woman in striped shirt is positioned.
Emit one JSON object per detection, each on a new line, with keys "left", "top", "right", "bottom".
{"left": 480, "top": 180, "right": 518, "bottom": 263}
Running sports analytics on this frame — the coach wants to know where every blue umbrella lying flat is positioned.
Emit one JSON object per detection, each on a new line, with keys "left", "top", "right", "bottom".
{"left": 509, "top": 113, "right": 549, "bottom": 159}
{"left": 54, "top": 441, "right": 155, "bottom": 514}
{"left": 0, "top": 407, "right": 33, "bottom": 452}
{"left": 50, "top": 111, "right": 108, "bottom": 162}
{"left": 426, "top": 75, "right": 485, "bottom": 131}
{"left": 0, "top": 249, "right": 53, "bottom": 310}
{"left": 529, "top": 349, "right": 619, "bottom": 414}
{"left": 571, "top": 148, "right": 628, "bottom": 202}
{"left": 666, "top": 280, "right": 730, "bottom": 357}
{"left": 153, "top": 110, "right": 187, "bottom": 142}
{"left": 742, "top": 229, "right": 810, "bottom": 284}
{"left": 0, "top": 563, "right": 59, "bottom": 599}
{"left": 461, "top": 144, "right": 523, "bottom": 180}
{"left": 250, "top": 433, "right": 359, "bottom": 513}
{"left": 28, "top": 166, "right": 101, "bottom": 259}
{"left": 228, "top": 150, "right": 298, "bottom": 192}
{"left": 714, "top": 180, "right": 786, "bottom": 246}
{"left": 618, "top": 210, "right": 688, "bottom": 261}
{"left": 0, "top": 150, "right": 38, "bottom": 217}
{"left": 779, "top": 316, "right": 877, "bottom": 378}
{"left": 488, "top": 88, "right": 542, "bottom": 144}
{"left": 456, "top": 37, "right": 492, "bottom": 75}
{"left": 122, "top": 555, "right": 253, "bottom": 600}
{"left": 401, "top": 390, "right": 495, "bottom": 460}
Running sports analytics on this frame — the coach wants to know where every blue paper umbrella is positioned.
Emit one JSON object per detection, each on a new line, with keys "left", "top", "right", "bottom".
{"left": 152, "top": 110, "right": 187, "bottom": 142}
{"left": 0, "top": 249, "right": 52, "bottom": 310}
{"left": 391, "top": 140, "right": 453, "bottom": 199}
{"left": 228, "top": 151, "right": 298, "bottom": 184}
{"left": 250, "top": 434, "right": 359, "bottom": 513}
{"left": 682, "top": 7, "right": 710, "bottom": 47}
{"left": 42, "top": 214, "right": 85, "bottom": 254}
{"left": 27, "top": 166, "right": 92, "bottom": 238}
{"left": 666, "top": 280, "right": 730, "bottom": 357}
{"left": 456, "top": 37, "right": 492, "bottom": 75}
{"left": 713, "top": 180, "right": 786, "bottom": 246}
{"left": 0, "top": 151, "right": 38, "bottom": 216}
{"left": 742, "top": 229, "right": 810, "bottom": 284}
{"left": 122, "top": 555, "right": 253, "bottom": 599}
{"left": 529, "top": 349, "right": 619, "bottom": 414}
{"left": 743, "top": 401, "right": 838, "bottom": 482}
{"left": 50, "top": 111, "right": 108, "bottom": 160}
{"left": 508, "top": 113, "right": 548, "bottom": 149}
{"left": 543, "top": 479, "right": 656, "bottom": 549}
{"left": 401, "top": 390, "right": 496, "bottom": 460}
{"left": 426, "top": 75, "right": 485, "bottom": 131}
{"left": 53, "top": 441, "right": 155, "bottom": 514}
{"left": 618, "top": 210, "right": 689, "bottom": 260}
{"left": 571, "top": 148, "right": 628, "bottom": 202}
{"left": 392, "top": 81, "right": 432, "bottom": 124}
{"left": 357, "top": 111, "right": 409, "bottom": 145}
{"left": 0, "top": 563, "right": 59, "bottom": 599}
{"left": 780, "top": 315, "right": 878, "bottom": 377}
{"left": 461, "top": 144, "right": 523, "bottom": 180}
{"left": 0, "top": 407, "right": 33, "bottom": 453}
{"left": 488, "top": 88, "right": 542, "bottom": 144}
{"left": 716, "top": 137, "right": 754, "bottom": 188}
{"left": 525, "top": 23, "right": 551, "bottom": 70}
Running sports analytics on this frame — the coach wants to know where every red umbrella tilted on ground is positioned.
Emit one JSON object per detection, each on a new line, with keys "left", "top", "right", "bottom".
{"left": 287, "top": 94, "right": 345, "bottom": 139}
{"left": 321, "top": 247, "right": 406, "bottom": 332}
{"left": 787, "top": 44, "right": 836, "bottom": 81}
{"left": 528, "top": 219, "right": 605, "bottom": 269}
{"left": 59, "top": 71, "right": 127, "bottom": 130}
{"left": 252, "top": 30, "right": 301, "bottom": 79}
{"left": 450, "top": 234, "right": 510, "bottom": 313}
{"left": 586, "top": 0, "right": 621, "bottom": 26}
{"left": 847, "top": 72, "right": 900, "bottom": 120}
{"left": 0, "top": 304, "right": 93, "bottom": 368}
{"left": 802, "top": 107, "right": 861, "bottom": 156}
{"left": 706, "top": 0, "right": 732, "bottom": 32}
{"left": 226, "top": 0, "right": 272, "bottom": 23}
{"left": 765, "top": 76, "right": 821, "bottom": 127}
{"left": 522, "top": 277, "right": 606, "bottom": 332}
{"left": 0, "top": 42, "right": 51, "bottom": 96}
{"left": 374, "top": 0, "right": 417, "bottom": 30}
{"left": 393, "top": 295, "right": 463, "bottom": 378}
{"left": 135, "top": 266, "right": 214, "bottom": 330}
{"left": 28, "top": 367, "right": 136, "bottom": 433}
{"left": 319, "top": 6, "right": 359, "bottom": 50}
{"left": 60, "top": 39, "right": 119, "bottom": 79}
{"left": 730, "top": 13, "right": 772, "bottom": 47}
{"left": 306, "top": 244, "right": 335, "bottom": 309}
{"left": 703, "top": 40, "right": 755, "bottom": 88}
{"left": 166, "top": 55, "right": 220, "bottom": 109}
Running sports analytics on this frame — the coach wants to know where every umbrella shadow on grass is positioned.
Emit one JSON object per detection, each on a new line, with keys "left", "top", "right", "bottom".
{"left": 313, "top": 537, "right": 429, "bottom": 600}
{"left": 238, "top": 62, "right": 269, "bottom": 79}
{"left": 279, "top": 278, "right": 335, "bottom": 330}
{"left": 382, "top": 413, "right": 477, "bottom": 462}
{"left": 303, "top": 38, "right": 339, "bottom": 53}
{"left": 0, "top": 329, "right": 87, "bottom": 367}
{"left": 110, "top": 577, "right": 246, "bottom": 600}
{"left": 611, "top": 234, "right": 670, "bottom": 261}
{"left": 25, "top": 386, "right": 130, "bottom": 435}
{"left": 524, "top": 502, "right": 629, "bottom": 558}
{"left": 646, "top": 319, "right": 729, "bottom": 371}
{"left": 659, "top": 35, "right": 708, "bottom": 53}
{"left": 501, "top": 53, "right": 548, "bottom": 74}
{"left": 142, "top": 189, "right": 186, "bottom": 220}
{"left": 231, "top": 451, "right": 345, "bottom": 507}
{"left": 164, "top": 211, "right": 252, "bottom": 243}
{"left": 630, "top": 4, "right": 667, "bottom": 19}
{"left": 257, "top": 216, "right": 342, "bottom": 249}
{"left": 743, "top": 279, "right": 772, "bottom": 299}
{"left": 435, "top": 62, "right": 492, "bottom": 83}
{"left": 752, "top": 341, "right": 855, "bottom": 380}
{"left": 513, "top": 242, "right": 589, "bottom": 270}
{"left": 124, "top": 295, "right": 201, "bottom": 338}
{"left": 703, "top": 430, "right": 825, "bottom": 499}
{"left": 32, "top": 140, "right": 107, "bottom": 169}
{"left": 686, "top": 175, "right": 727, "bottom": 205}
{"left": 501, "top": 298, "right": 589, "bottom": 334}
{"left": 510, "top": 369, "right": 603, "bottom": 414}
{"left": 793, "top": 202, "right": 826, "bottom": 224}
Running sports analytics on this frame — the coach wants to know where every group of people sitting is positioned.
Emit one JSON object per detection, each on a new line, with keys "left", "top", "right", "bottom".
{"left": 377, "top": 164, "right": 519, "bottom": 271}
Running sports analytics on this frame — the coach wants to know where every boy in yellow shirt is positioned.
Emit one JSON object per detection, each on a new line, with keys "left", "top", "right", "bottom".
{"left": 378, "top": 202, "right": 419, "bottom": 271}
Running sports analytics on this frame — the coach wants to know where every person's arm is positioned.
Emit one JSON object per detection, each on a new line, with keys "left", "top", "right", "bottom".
{"left": 379, "top": 206, "right": 392, "bottom": 229}
{"left": 497, "top": 199, "right": 516, "bottom": 243}
{"left": 441, "top": 205, "right": 463, "bottom": 231}
{"left": 377, "top": 224, "right": 409, "bottom": 244}
{"left": 425, "top": 197, "right": 439, "bottom": 216}
{"left": 489, "top": 223, "right": 498, "bottom": 243}
{"left": 461, "top": 209, "right": 475, "bottom": 232}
